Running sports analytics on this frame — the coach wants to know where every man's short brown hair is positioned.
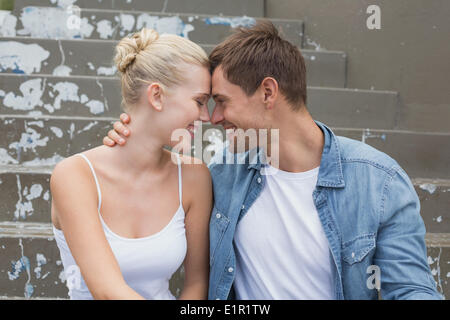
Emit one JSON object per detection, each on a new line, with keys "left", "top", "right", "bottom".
{"left": 209, "top": 20, "right": 307, "bottom": 109}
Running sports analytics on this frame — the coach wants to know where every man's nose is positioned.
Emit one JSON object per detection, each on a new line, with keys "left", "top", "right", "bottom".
{"left": 210, "top": 104, "right": 225, "bottom": 125}
{"left": 199, "top": 105, "right": 211, "bottom": 122}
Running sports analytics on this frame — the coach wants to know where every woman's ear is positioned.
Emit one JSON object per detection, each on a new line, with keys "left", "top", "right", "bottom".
{"left": 147, "top": 83, "right": 163, "bottom": 112}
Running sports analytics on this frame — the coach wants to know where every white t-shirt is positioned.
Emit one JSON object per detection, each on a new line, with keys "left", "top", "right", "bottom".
{"left": 233, "top": 164, "right": 335, "bottom": 300}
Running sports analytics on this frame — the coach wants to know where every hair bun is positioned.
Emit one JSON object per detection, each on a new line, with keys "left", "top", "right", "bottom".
{"left": 115, "top": 28, "right": 160, "bottom": 73}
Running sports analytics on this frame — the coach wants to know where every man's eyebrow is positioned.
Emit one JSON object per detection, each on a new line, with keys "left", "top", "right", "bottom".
{"left": 212, "top": 94, "right": 227, "bottom": 100}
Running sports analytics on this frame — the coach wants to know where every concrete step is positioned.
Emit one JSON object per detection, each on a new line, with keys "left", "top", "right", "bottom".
{"left": 0, "top": 74, "right": 121, "bottom": 117}
{"left": 0, "top": 115, "right": 448, "bottom": 176}
{"left": 1, "top": 167, "right": 448, "bottom": 236}
{"left": 332, "top": 128, "right": 450, "bottom": 180}
{"left": 0, "top": 37, "right": 347, "bottom": 88}
{"left": 0, "top": 74, "right": 393, "bottom": 126}
{"left": 14, "top": 0, "right": 265, "bottom": 17}
{"left": 414, "top": 179, "right": 450, "bottom": 234}
{"left": 0, "top": 222, "right": 447, "bottom": 299}
{"left": 0, "top": 222, "right": 184, "bottom": 299}
{"left": 1, "top": 6, "right": 303, "bottom": 46}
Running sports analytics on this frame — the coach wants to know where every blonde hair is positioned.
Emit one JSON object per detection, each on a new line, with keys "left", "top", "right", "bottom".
{"left": 114, "top": 28, "right": 209, "bottom": 110}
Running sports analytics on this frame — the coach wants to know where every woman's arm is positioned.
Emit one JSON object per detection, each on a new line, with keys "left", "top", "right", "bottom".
{"left": 50, "top": 156, "right": 145, "bottom": 300}
{"left": 178, "top": 160, "right": 213, "bottom": 300}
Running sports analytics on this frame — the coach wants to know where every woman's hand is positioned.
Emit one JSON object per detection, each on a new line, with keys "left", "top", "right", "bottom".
{"left": 103, "top": 113, "right": 132, "bottom": 147}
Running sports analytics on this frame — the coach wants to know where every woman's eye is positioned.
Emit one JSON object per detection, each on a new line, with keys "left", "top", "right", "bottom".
{"left": 196, "top": 101, "right": 204, "bottom": 107}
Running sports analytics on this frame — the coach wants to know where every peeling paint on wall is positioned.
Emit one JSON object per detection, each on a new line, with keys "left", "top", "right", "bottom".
{"left": 361, "top": 128, "right": 386, "bottom": 144}
{"left": 0, "top": 41, "right": 50, "bottom": 74}
{"left": 136, "top": 14, "right": 194, "bottom": 38}
{"left": 17, "top": 7, "right": 94, "bottom": 39}
{"left": 0, "top": 12, "right": 17, "bottom": 37}
{"left": 420, "top": 183, "right": 437, "bottom": 194}
{"left": 204, "top": 16, "right": 256, "bottom": 28}
{"left": 7, "top": 239, "right": 34, "bottom": 298}
{"left": 1, "top": 78, "right": 107, "bottom": 115}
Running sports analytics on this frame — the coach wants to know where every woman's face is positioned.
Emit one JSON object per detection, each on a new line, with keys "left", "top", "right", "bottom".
{"left": 158, "top": 63, "right": 211, "bottom": 149}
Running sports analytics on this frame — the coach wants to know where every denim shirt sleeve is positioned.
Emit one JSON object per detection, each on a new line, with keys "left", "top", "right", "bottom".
{"left": 375, "top": 166, "right": 443, "bottom": 300}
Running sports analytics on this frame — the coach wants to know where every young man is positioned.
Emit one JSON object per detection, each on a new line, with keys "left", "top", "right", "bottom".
{"left": 103, "top": 22, "right": 442, "bottom": 300}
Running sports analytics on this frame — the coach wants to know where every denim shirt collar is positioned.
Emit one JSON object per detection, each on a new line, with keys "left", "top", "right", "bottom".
{"left": 247, "top": 120, "right": 345, "bottom": 188}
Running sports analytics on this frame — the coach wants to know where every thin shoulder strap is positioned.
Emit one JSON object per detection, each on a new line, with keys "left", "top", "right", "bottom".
{"left": 76, "top": 153, "right": 102, "bottom": 212}
{"left": 176, "top": 154, "right": 183, "bottom": 206}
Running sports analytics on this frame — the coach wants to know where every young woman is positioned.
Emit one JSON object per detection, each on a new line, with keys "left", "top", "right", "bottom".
{"left": 50, "top": 28, "right": 212, "bottom": 300}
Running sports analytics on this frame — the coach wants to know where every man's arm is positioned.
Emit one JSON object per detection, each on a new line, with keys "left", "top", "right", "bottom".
{"left": 103, "top": 113, "right": 131, "bottom": 147}
{"left": 374, "top": 165, "right": 443, "bottom": 300}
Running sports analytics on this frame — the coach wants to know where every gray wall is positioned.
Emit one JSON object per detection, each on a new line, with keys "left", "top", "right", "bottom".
{"left": 266, "top": 0, "right": 450, "bottom": 132}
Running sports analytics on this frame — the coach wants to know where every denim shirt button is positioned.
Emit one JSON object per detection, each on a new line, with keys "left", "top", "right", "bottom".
{"left": 228, "top": 267, "right": 234, "bottom": 273}
{"left": 216, "top": 213, "right": 221, "bottom": 219}
{"left": 257, "top": 177, "right": 262, "bottom": 184}
{"left": 241, "top": 205, "right": 245, "bottom": 210}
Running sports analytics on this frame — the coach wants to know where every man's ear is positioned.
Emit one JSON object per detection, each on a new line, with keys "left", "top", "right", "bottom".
{"left": 260, "top": 77, "right": 278, "bottom": 109}
{"left": 147, "top": 83, "right": 164, "bottom": 111}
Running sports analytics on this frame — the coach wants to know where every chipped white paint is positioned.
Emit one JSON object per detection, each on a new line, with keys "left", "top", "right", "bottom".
{"left": 119, "top": 13, "right": 135, "bottom": 36}
{"left": 47, "top": 81, "right": 80, "bottom": 110}
{"left": 305, "top": 37, "right": 324, "bottom": 51}
{"left": 53, "top": 39, "right": 72, "bottom": 76}
{"left": 436, "top": 216, "right": 442, "bottom": 223}
{"left": 97, "top": 66, "right": 117, "bottom": 76}
{"left": 18, "top": 7, "right": 94, "bottom": 39}
{"left": 0, "top": 90, "right": 5, "bottom": 96}
{"left": 68, "top": 122, "right": 75, "bottom": 140}
{"left": 0, "top": 148, "right": 19, "bottom": 165}
{"left": 80, "top": 94, "right": 88, "bottom": 103}
{"left": 9, "top": 127, "right": 49, "bottom": 153}
{"left": 0, "top": 12, "right": 17, "bottom": 37}
{"left": 53, "top": 65, "right": 72, "bottom": 76}
{"left": 14, "top": 175, "right": 29, "bottom": 220}
{"left": 43, "top": 190, "right": 50, "bottom": 201}
{"left": 96, "top": 79, "right": 109, "bottom": 111}
{"left": 87, "top": 62, "right": 95, "bottom": 70}
{"left": 7, "top": 239, "right": 34, "bottom": 298}
{"left": 3, "top": 78, "right": 45, "bottom": 111}
{"left": 204, "top": 16, "right": 256, "bottom": 28}
{"left": 361, "top": 128, "right": 386, "bottom": 144}
{"left": 50, "top": 0, "right": 77, "bottom": 7}
{"left": 419, "top": 183, "right": 437, "bottom": 195}
{"left": 50, "top": 126, "right": 64, "bottom": 138}
{"left": 34, "top": 253, "right": 48, "bottom": 279}
{"left": 96, "top": 19, "right": 114, "bottom": 39}
{"left": 27, "top": 121, "right": 44, "bottom": 128}
{"left": 77, "top": 121, "right": 98, "bottom": 134}
{"left": 22, "top": 154, "right": 65, "bottom": 167}
{"left": 85, "top": 100, "right": 105, "bottom": 114}
{"left": 0, "top": 41, "right": 50, "bottom": 74}
{"left": 26, "top": 184, "right": 43, "bottom": 201}
{"left": 136, "top": 14, "right": 195, "bottom": 38}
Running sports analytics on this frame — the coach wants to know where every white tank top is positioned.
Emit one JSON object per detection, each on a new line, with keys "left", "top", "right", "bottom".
{"left": 52, "top": 153, "right": 187, "bottom": 300}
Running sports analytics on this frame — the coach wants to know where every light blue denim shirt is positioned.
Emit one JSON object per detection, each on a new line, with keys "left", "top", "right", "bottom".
{"left": 207, "top": 120, "right": 442, "bottom": 300}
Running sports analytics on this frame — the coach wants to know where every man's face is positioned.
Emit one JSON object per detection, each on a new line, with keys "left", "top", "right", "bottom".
{"left": 210, "top": 65, "right": 265, "bottom": 131}
{"left": 210, "top": 65, "right": 269, "bottom": 153}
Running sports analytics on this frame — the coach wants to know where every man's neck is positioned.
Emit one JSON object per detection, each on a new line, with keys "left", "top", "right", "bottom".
{"left": 267, "top": 108, "right": 324, "bottom": 173}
